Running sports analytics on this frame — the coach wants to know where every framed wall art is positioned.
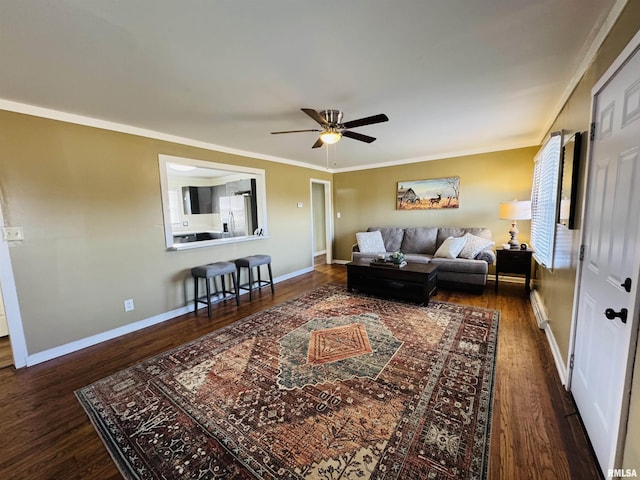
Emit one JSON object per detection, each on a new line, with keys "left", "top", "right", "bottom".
{"left": 396, "top": 177, "right": 460, "bottom": 210}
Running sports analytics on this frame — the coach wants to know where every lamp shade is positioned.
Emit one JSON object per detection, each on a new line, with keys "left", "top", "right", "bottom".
{"left": 499, "top": 200, "right": 531, "bottom": 220}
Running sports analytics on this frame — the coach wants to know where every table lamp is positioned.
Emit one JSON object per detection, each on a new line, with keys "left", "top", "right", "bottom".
{"left": 499, "top": 200, "right": 531, "bottom": 249}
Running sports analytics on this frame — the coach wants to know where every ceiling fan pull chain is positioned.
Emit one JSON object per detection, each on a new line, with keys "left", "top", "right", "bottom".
{"left": 326, "top": 143, "right": 329, "bottom": 170}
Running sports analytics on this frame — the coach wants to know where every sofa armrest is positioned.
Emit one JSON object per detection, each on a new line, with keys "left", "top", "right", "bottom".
{"left": 352, "top": 243, "right": 360, "bottom": 252}
{"left": 475, "top": 249, "right": 496, "bottom": 265}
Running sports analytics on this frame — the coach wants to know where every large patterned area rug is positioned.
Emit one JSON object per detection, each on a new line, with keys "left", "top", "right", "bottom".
{"left": 76, "top": 284, "right": 499, "bottom": 479}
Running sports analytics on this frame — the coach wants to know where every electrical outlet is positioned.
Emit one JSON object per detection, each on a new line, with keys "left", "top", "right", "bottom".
{"left": 3, "top": 226, "right": 24, "bottom": 241}
{"left": 123, "top": 298, "right": 135, "bottom": 312}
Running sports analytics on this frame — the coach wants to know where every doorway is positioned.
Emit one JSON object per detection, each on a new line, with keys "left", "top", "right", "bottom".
{"left": 310, "top": 179, "right": 333, "bottom": 268}
{"left": 569, "top": 32, "right": 640, "bottom": 476}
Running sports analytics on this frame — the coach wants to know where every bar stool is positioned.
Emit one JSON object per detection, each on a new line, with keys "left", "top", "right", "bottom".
{"left": 235, "top": 255, "right": 274, "bottom": 301}
{"left": 191, "top": 261, "right": 239, "bottom": 317}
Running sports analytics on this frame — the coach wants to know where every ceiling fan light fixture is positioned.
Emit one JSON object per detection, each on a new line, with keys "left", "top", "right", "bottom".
{"left": 168, "top": 163, "right": 197, "bottom": 172}
{"left": 320, "top": 130, "right": 342, "bottom": 145}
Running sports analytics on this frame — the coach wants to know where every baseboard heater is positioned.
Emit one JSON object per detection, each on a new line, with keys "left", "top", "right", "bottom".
{"left": 530, "top": 289, "right": 549, "bottom": 329}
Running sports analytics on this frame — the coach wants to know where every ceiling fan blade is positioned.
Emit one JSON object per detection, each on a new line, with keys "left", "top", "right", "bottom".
{"left": 312, "top": 137, "right": 324, "bottom": 149}
{"left": 342, "top": 130, "right": 376, "bottom": 143}
{"left": 342, "top": 113, "right": 389, "bottom": 129}
{"left": 301, "top": 108, "right": 329, "bottom": 126}
{"left": 271, "top": 129, "right": 320, "bottom": 134}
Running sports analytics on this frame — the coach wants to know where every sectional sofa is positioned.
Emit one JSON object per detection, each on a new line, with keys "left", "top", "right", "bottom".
{"left": 352, "top": 226, "right": 496, "bottom": 293}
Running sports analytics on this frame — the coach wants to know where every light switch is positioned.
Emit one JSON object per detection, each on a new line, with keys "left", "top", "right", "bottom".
{"left": 3, "top": 226, "right": 24, "bottom": 241}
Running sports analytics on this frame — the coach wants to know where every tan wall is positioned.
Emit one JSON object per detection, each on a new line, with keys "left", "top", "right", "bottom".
{"left": 537, "top": 0, "right": 640, "bottom": 469}
{"left": 333, "top": 147, "right": 537, "bottom": 261}
{"left": 0, "top": 110, "right": 330, "bottom": 354}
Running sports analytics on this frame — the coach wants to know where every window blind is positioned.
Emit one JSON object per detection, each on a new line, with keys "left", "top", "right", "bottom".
{"left": 530, "top": 132, "right": 562, "bottom": 268}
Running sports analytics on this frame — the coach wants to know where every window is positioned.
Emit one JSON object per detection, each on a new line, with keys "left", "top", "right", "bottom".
{"left": 158, "top": 154, "right": 268, "bottom": 250}
{"left": 530, "top": 132, "right": 562, "bottom": 268}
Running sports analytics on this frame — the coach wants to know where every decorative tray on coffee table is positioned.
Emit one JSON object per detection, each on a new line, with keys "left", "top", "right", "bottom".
{"left": 370, "top": 259, "right": 407, "bottom": 268}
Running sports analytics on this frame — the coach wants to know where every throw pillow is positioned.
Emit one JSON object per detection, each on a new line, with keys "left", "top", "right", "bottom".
{"left": 458, "top": 232, "right": 495, "bottom": 259}
{"left": 434, "top": 236, "right": 467, "bottom": 258}
{"left": 356, "top": 231, "right": 386, "bottom": 253}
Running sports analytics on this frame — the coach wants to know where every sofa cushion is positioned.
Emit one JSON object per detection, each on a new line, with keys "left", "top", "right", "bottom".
{"left": 430, "top": 257, "right": 489, "bottom": 274}
{"left": 437, "top": 270, "right": 487, "bottom": 286}
{"left": 434, "top": 236, "right": 467, "bottom": 258}
{"left": 400, "top": 227, "right": 438, "bottom": 254}
{"left": 356, "top": 231, "right": 386, "bottom": 253}
{"left": 352, "top": 251, "right": 379, "bottom": 261}
{"left": 437, "top": 227, "right": 493, "bottom": 249}
{"left": 458, "top": 232, "right": 495, "bottom": 259}
{"left": 368, "top": 227, "right": 404, "bottom": 252}
{"left": 403, "top": 253, "right": 433, "bottom": 264}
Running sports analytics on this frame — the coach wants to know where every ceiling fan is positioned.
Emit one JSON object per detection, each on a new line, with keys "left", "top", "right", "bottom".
{"left": 271, "top": 108, "right": 389, "bottom": 148}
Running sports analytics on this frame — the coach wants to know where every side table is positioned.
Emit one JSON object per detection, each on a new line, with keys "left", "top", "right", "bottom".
{"left": 495, "top": 248, "right": 533, "bottom": 293}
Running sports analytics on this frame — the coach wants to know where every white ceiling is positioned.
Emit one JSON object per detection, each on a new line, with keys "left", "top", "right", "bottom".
{"left": 0, "top": 0, "right": 624, "bottom": 171}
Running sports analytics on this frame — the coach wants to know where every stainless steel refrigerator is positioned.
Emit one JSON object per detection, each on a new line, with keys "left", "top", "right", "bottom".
{"left": 219, "top": 195, "right": 254, "bottom": 236}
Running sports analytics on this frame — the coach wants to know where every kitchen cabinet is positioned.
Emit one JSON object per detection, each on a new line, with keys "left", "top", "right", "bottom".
{"left": 182, "top": 186, "right": 214, "bottom": 214}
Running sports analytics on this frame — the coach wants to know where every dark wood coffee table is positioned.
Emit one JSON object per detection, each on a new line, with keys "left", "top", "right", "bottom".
{"left": 346, "top": 259, "right": 439, "bottom": 305}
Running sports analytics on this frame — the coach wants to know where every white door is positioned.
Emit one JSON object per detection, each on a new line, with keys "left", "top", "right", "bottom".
{"left": 572, "top": 44, "right": 640, "bottom": 476}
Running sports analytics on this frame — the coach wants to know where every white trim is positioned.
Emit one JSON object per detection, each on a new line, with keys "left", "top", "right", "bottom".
{"left": 0, "top": 205, "right": 28, "bottom": 368}
{"left": 310, "top": 179, "right": 334, "bottom": 267}
{"left": 23, "top": 266, "right": 313, "bottom": 367}
{"left": 493, "top": 275, "right": 526, "bottom": 286}
{"left": 0, "top": 98, "right": 537, "bottom": 174}
{"left": 545, "top": 322, "right": 569, "bottom": 388}
{"left": 25, "top": 306, "right": 190, "bottom": 367}
{"left": 273, "top": 266, "right": 313, "bottom": 283}
{"left": 158, "top": 153, "right": 269, "bottom": 249}
{"left": 530, "top": 289, "right": 568, "bottom": 386}
{"left": 0, "top": 99, "right": 330, "bottom": 173}
{"left": 169, "top": 234, "right": 271, "bottom": 251}
{"left": 331, "top": 142, "right": 537, "bottom": 173}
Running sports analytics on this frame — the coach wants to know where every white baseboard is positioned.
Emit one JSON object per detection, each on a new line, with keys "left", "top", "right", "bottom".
{"left": 493, "top": 275, "right": 525, "bottom": 285}
{"left": 332, "top": 259, "right": 350, "bottom": 265}
{"left": 25, "top": 266, "right": 313, "bottom": 367}
{"left": 25, "top": 306, "right": 191, "bottom": 367}
{"left": 530, "top": 289, "right": 568, "bottom": 386}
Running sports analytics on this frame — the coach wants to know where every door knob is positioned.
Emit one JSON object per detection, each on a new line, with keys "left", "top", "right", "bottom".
{"left": 621, "top": 278, "right": 632, "bottom": 292}
{"left": 604, "top": 308, "right": 628, "bottom": 324}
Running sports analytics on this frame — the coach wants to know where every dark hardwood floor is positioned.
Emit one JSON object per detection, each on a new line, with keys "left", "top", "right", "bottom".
{"left": 0, "top": 337, "right": 12, "bottom": 369}
{"left": 0, "top": 264, "right": 602, "bottom": 479}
